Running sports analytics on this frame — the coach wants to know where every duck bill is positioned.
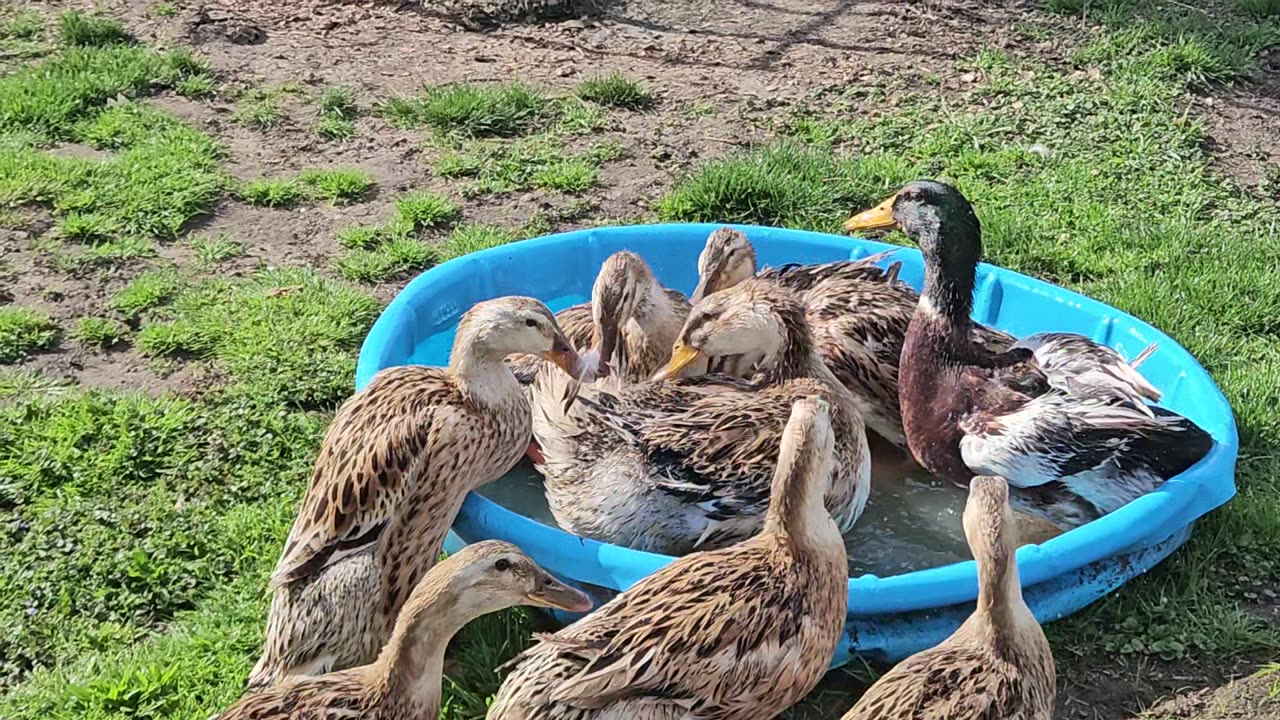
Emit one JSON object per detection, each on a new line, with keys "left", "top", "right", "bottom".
{"left": 689, "top": 273, "right": 716, "bottom": 306}
{"left": 540, "top": 336, "right": 586, "bottom": 379}
{"left": 526, "top": 574, "right": 593, "bottom": 613}
{"left": 590, "top": 318, "right": 620, "bottom": 376}
{"left": 843, "top": 194, "right": 899, "bottom": 232}
{"left": 652, "top": 343, "right": 703, "bottom": 381}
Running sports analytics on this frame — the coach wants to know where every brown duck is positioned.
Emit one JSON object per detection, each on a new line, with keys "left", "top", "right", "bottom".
{"left": 248, "top": 297, "right": 585, "bottom": 688}
{"left": 220, "top": 541, "right": 590, "bottom": 720}
{"left": 488, "top": 396, "right": 849, "bottom": 720}
{"left": 841, "top": 476, "right": 1056, "bottom": 720}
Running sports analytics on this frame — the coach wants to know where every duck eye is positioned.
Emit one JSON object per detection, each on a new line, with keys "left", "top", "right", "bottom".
{"left": 494, "top": 558, "right": 511, "bottom": 572}
{"left": 525, "top": 319, "right": 538, "bottom": 328}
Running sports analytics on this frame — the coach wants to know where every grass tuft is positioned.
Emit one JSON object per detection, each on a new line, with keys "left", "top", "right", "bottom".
{"left": 0, "top": 307, "right": 58, "bottom": 363}
{"left": 395, "top": 190, "right": 459, "bottom": 228}
{"left": 57, "top": 10, "right": 131, "bottom": 48}
{"left": 576, "top": 72, "right": 655, "bottom": 109}
{"left": 379, "top": 83, "right": 548, "bottom": 137}
{"left": 236, "top": 178, "right": 305, "bottom": 208}
{"left": 232, "top": 93, "right": 282, "bottom": 130}
{"left": 316, "top": 116, "right": 355, "bottom": 141}
{"left": 433, "top": 223, "right": 516, "bottom": 262}
{"left": 335, "top": 236, "right": 435, "bottom": 284}
{"left": 1236, "top": 0, "right": 1280, "bottom": 17}
{"left": 73, "top": 316, "right": 127, "bottom": 348}
{"left": 111, "top": 269, "right": 183, "bottom": 320}
{"left": 533, "top": 158, "right": 599, "bottom": 192}
{"left": 189, "top": 233, "right": 245, "bottom": 265}
{"left": 298, "top": 168, "right": 374, "bottom": 204}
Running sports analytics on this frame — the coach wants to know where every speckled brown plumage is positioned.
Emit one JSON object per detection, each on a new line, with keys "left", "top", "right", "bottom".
{"left": 507, "top": 251, "right": 691, "bottom": 385}
{"left": 249, "top": 297, "right": 582, "bottom": 688}
{"left": 221, "top": 542, "right": 590, "bottom": 720}
{"left": 489, "top": 397, "right": 849, "bottom": 720}
{"left": 529, "top": 280, "right": 871, "bottom": 555}
{"left": 841, "top": 476, "right": 1055, "bottom": 720}
{"left": 692, "top": 226, "right": 1014, "bottom": 447}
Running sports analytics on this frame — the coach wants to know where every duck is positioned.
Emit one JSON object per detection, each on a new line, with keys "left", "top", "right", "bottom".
{"left": 507, "top": 250, "right": 692, "bottom": 385}
{"left": 844, "top": 180, "right": 1214, "bottom": 528}
{"left": 248, "top": 297, "right": 586, "bottom": 688}
{"left": 527, "top": 278, "right": 871, "bottom": 555}
{"left": 219, "top": 541, "right": 592, "bottom": 720}
{"left": 841, "top": 475, "right": 1056, "bottom": 720}
{"left": 488, "top": 396, "right": 850, "bottom": 720}
{"left": 691, "top": 226, "right": 1014, "bottom": 448}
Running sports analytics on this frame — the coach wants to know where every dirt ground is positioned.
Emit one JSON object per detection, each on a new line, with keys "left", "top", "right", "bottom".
{"left": 8, "top": 0, "right": 1280, "bottom": 717}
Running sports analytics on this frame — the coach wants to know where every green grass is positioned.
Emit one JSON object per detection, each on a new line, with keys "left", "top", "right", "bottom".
{"left": 394, "top": 190, "right": 459, "bottom": 228}
{"left": 0, "top": 307, "right": 58, "bottom": 363}
{"left": 1237, "top": 0, "right": 1280, "bottom": 17}
{"left": 2, "top": 10, "right": 44, "bottom": 41}
{"left": 235, "top": 177, "right": 305, "bottom": 207}
{"left": 188, "top": 233, "right": 244, "bottom": 265}
{"left": 0, "top": 100, "right": 223, "bottom": 242}
{"left": 377, "top": 82, "right": 547, "bottom": 136}
{"left": 316, "top": 115, "right": 355, "bottom": 140}
{"left": 110, "top": 270, "right": 184, "bottom": 320}
{"left": 152, "top": 3, "right": 178, "bottom": 18}
{"left": 132, "top": 268, "right": 381, "bottom": 406}
{"left": 175, "top": 73, "right": 216, "bottom": 99}
{"left": 576, "top": 72, "right": 655, "bottom": 109}
{"left": 431, "top": 133, "right": 617, "bottom": 196}
{"left": 315, "top": 85, "right": 358, "bottom": 140}
{"left": 298, "top": 168, "right": 374, "bottom": 204}
{"left": 433, "top": 223, "right": 517, "bottom": 262}
{"left": 57, "top": 10, "right": 131, "bottom": 48}
{"left": 232, "top": 92, "right": 282, "bottom": 130}
{"left": 334, "top": 235, "right": 435, "bottom": 283}
{"left": 73, "top": 317, "right": 127, "bottom": 348}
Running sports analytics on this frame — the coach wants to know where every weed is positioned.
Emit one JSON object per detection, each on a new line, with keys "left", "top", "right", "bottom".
{"left": 576, "top": 72, "right": 655, "bottom": 109}
{"left": 533, "top": 158, "right": 598, "bottom": 192}
{"left": 1237, "top": 0, "right": 1280, "bottom": 17}
{"left": 316, "top": 115, "right": 356, "bottom": 141}
{"left": 189, "top": 233, "right": 244, "bottom": 265}
{"left": 554, "top": 98, "right": 609, "bottom": 134}
{"left": 0, "top": 307, "right": 58, "bottom": 363}
{"left": 373, "top": 95, "right": 427, "bottom": 128}
{"left": 336, "top": 225, "right": 385, "bottom": 250}
{"left": 2, "top": 10, "right": 44, "bottom": 40}
{"left": 111, "top": 269, "right": 183, "bottom": 320}
{"left": 393, "top": 83, "right": 548, "bottom": 137}
{"left": 318, "top": 85, "right": 357, "bottom": 119}
{"left": 232, "top": 93, "right": 282, "bottom": 130}
{"left": 395, "top": 190, "right": 459, "bottom": 228}
{"left": 298, "top": 168, "right": 374, "bottom": 204}
{"left": 73, "top": 317, "right": 126, "bottom": 347}
{"left": 57, "top": 10, "right": 131, "bottom": 48}
{"left": 335, "top": 236, "right": 434, "bottom": 283}
{"left": 236, "top": 178, "right": 305, "bottom": 208}
{"left": 433, "top": 223, "right": 516, "bottom": 263}
{"left": 175, "top": 74, "right": 216, "bottom": 98}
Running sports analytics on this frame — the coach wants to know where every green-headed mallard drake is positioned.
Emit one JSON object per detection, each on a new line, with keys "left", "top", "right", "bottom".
{"left": 507, "top": 250, "right": 692, "bottom": 385}
{"left": 528, "top": 279, "right": 871, "bottom": 555}
{"left": 248, "top": 298, "right": 586, "bottom": 688}
{"left": 842, "top": 475, "right": 1055, "bottom": 720}
{"left": 691, "top": 226, "right": 1014, "bottom": 448}
{"left": 221, "top": 541, "right": 590, "bottom": 720}
{"left": 845, "top": 181, "right": 1214, "bottom": 529}
{"left": 488, "top": 396, "right": 849, "bottom": 720}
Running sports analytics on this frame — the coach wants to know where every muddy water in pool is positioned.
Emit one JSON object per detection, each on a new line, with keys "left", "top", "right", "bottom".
{"left": 477, "top": 436, "right": 1064, "bottom": 578}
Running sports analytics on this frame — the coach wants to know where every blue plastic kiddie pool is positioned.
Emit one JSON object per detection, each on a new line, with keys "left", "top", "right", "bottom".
{"left": 355, "top": 224, "right": 1238, "bottom": 666}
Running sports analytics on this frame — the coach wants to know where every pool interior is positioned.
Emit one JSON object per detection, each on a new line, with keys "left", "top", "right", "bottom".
{"left": 477, "top": 433, "right": 1066, "bottom": 578}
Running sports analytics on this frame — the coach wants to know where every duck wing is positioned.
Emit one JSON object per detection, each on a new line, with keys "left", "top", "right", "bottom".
{"left": 269, "top": 366, "right": 453, "bottom": 588}
{"left": 1015, "top": 332, "right": 1162, "bottom": 406}
{"left": 759, "top": 249, "right": 901, "bottom": 292}
{"left": 842, "top": 644, "right": 1030, "bottom": 720}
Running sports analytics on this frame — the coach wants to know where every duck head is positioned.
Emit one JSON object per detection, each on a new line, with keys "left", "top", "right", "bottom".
{"left": 588, "top": 250, "right": 660, "bottom": 378}
{"left": 691, "top": 227, "right": 758, "bottom": 305}
{"left": 453, "top": 296, "right": 586, "bottom": 377}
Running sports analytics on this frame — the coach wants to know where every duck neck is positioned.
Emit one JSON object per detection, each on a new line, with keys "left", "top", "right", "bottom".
{"left": 369, "top": 576, "right": 467, "bottom": 719}
{"left": 449, "top": 343, "right": 519, "bottom": 409}
{"left": 757, "top": 305, "right": 816, "bottom": 384}
{"left": 916, "top": 213, "right": 981, "bottom": 335}
{"left": 763, "top": 440, "right": 832, "bottom": 553}
{"left": 972, "top": 536, "right": 1032, "bottom": 653}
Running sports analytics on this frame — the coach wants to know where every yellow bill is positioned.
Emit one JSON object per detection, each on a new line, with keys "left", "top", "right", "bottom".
{"left": 652, "top": 343, "right": 703, "bottom": 381}
{"left": 843, "top": 193, "right": 899, "bottom": 232}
